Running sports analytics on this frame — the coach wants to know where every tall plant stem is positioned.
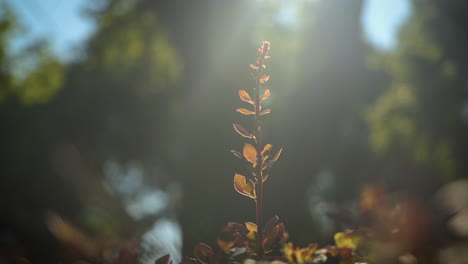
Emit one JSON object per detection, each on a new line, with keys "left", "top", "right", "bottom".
{"left": 254, "top": 59, "right": 265, "bottom": 258}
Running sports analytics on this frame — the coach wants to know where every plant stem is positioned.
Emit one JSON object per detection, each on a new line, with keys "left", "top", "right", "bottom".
{"left": 254, "top": 58, "right": 265, "bottom": 259}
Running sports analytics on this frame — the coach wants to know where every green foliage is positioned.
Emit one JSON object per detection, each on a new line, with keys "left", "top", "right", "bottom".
{"left": 365, "top": 0, "right": 467, "bottom": 181}
{"left": 87, "top": 8, "right": 182, "bottom": 97}
{"left": 12, "top": 44, "right": 65, "bottom": 105}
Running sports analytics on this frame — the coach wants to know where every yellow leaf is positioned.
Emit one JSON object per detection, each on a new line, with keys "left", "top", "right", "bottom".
{"left": 233, "top": 174, "right": 256, "bottom": 199}
{"left": 334, "top": 231, "right": 363, "bottom": 250}
{"left": 250, "top": 64, "right": 259, "bottom": 70}
{"left": 243, "top": 143, "right": 257, "bottom": 164}
{"left": 298, "top": 244, "right": 318, "bottom": 263}
{"left": 260, "top": 109, "right": 271, "bottom": 115}
{"left": 245, "top": 222, "right": 257, "bottom": 232}
{"left": 236, "top": 108, "right": 255, "bottom": 115}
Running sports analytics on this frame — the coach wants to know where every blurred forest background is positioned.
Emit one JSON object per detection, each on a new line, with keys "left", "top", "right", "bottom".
{"left": 1, "top": 0, "right": 468, "bottom": 263}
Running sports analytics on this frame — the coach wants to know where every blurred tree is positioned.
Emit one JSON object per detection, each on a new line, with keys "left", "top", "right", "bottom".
{"left": 366, "top": 0, "right": 468, "bottom": 193}
{"left": 0, "top": 0, "right": 184, "bottom": 261}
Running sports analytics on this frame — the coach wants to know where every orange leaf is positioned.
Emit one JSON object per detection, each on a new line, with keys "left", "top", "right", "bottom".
{"left": 260, "top": 89, "right": 271, "bottom": 102}
{"left": 261, "top": 144, "right": 273, "bottom": 156}
{"left": 233, "top": 174, "right": 256, "bottom": 199}
{"left": 260, "top": 109, "right": 271, "bottom": 115}
{"left": 239, "top": 90, "right": 253, "bottom": 104}
{"left": 217, "top": 240, "right": 234, "bottom": 252}
{"left": 236, "top": 108, "right": 255, "bottom": 115}
{"left": 260, "top": 75, "right": 270, "bottom": 84}
{"left": 250, "top": 64, "right": 259, "bottom": 70}
{"left": 243, "top": 143, "right": 257, "bottom": 164}
{"left": 233, "top": 124, "right": 252, "bottom": 138}
{"left": 272, "top": 148, "right": 283, "bottom": 162}
{"left": 265, "top": 148, "right": 283, "bottom": 171}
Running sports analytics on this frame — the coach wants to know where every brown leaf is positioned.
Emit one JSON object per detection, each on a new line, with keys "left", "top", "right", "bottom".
{"left": 263, "top": 215, "right": 279, "bottom": 234}
{"left": 260, "top": 109, "right": 271, "bottom": 115}
{"left": 181, "top": 257, "right": 198, "bottom": 264}
{"left": 260, "top": 89, "right": 271, "bottom": 102}
{"left": 233, "top": 124, "right": 252, "bottom": 138}
{"left": 155, "top": 254, "right": 171, "bottom": 264}
{"left": 194, "top": 243, "right": 215, "bottom": 264}
{"left": 239, "top": 90, "right": 254, "bottom": 104}
{"left": 231, "top": 150, "right": 243, "bottom": 160}
{"left": 236, "top": 108, "right": 255, "bottom": 115}
{"left": 243, "top": 144, "right": 257, "bottom": 164}
{"left": 245, "top": 237, "right": 258, "bottom": 255}
{"left": 233, "top": 174, "right": 256, "bottom": 199}
{"left": 274, "top": 223, "right": 286, "bottom": 244}
{"left": 263, "top": 226, "right": 279, "bottom": 252}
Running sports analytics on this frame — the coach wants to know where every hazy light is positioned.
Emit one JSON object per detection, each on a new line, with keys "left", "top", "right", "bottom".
{"left": 103, "top": 160, "right": 169, "bottom": 220}
{"left": 141, "top": 218, "right": 182, "bottom": 264}
{"left": 362, "top": 0, "right": 411, "bottom": 50}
